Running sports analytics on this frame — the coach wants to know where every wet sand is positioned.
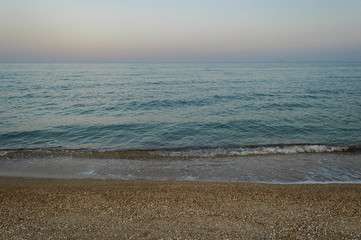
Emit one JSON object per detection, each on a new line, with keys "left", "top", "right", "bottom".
{"left": 1, "top": 178, "right": 360, "bottom": 239}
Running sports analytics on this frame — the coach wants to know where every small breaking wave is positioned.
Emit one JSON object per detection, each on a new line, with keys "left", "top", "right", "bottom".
{"left": 0, "top": 144, "right": 359, "bottom": 160}
{"left": 159, "top": 145, "right": 353, "bottom": 158}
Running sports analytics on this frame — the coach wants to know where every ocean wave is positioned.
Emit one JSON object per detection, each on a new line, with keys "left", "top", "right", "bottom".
{"left": 0, "top": 144, "right": 359, "bottom": 159}
{"left": 157, "top": 145, "right": 354, "bottom": 158}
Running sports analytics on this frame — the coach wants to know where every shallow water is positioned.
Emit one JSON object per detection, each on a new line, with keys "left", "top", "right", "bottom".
{"left": 1, "top": 152, "right": 360, "bottom": 183}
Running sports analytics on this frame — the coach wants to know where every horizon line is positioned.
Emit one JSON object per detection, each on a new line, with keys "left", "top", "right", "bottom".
{"left": 1, "top": 60, "right": 361, "bottom": 64}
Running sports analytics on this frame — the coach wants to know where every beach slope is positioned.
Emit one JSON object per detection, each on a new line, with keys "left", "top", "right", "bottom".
{"left": 1, "top": 178, "right": 360, "bottom": 239}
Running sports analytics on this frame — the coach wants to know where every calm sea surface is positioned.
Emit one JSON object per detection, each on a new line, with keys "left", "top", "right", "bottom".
{"left": 1, "top": 62, "right": 361, "bottom": 182}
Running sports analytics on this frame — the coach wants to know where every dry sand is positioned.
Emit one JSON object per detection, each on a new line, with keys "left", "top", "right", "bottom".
{"left": 0, "top": 177, "right": 360, "bottom": 239}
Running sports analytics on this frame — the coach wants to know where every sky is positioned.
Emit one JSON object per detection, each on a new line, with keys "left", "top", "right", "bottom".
{"left": 1, "top": 0, "right": 361, "bottom": 62}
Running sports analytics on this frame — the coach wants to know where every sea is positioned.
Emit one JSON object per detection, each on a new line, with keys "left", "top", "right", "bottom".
{"left": 1, "top": 62, "right": 361, "bottom": 183}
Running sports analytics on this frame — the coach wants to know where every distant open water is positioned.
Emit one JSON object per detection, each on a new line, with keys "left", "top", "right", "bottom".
{"left": 1, "top": 63, "right": 361, "bottom": 183}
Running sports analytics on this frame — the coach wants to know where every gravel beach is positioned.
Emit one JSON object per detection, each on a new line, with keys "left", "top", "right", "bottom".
{"left": 1, "top": 178, "right": 360, "bottom": 239}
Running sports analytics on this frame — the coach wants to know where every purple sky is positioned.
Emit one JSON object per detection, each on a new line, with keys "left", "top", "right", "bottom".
{"left": 1, "top": 0, "right": 361, "bottom": 62}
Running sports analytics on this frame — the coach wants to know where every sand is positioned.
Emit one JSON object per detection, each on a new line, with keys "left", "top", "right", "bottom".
{"left": 0, "top": 178, "right": 360, "bottom": 239}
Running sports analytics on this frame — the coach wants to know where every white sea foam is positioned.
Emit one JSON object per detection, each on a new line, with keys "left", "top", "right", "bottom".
{"left": 160, "top": 145, "right": 348, "bottom": 158}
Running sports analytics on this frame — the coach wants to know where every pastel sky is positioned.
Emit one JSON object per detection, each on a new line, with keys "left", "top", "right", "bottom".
{"left": 1, "top": 0, "right": 361, "bottom": 62}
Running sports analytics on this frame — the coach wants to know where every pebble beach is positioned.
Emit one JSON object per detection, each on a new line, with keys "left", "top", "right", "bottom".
{"left": 1, "top": 178, "right": 360, "bottom": 239}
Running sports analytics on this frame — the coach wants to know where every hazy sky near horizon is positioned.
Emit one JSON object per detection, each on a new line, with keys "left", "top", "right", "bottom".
{"left": 1, "top": 0, "right": 361, "bottom": 62}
